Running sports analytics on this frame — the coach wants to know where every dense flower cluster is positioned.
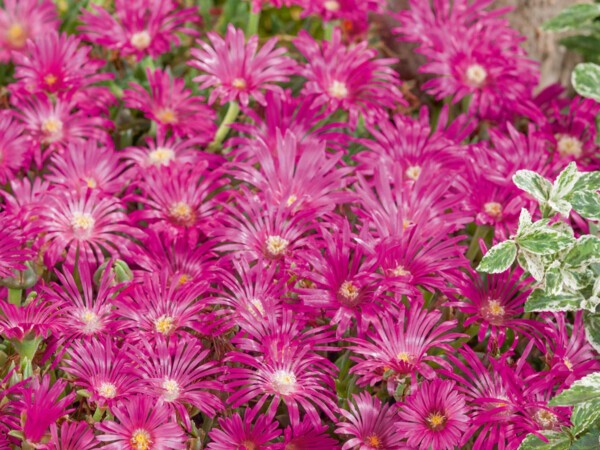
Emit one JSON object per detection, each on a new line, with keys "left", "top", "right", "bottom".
{"left": 0, "top": 1, "right": 598, "bottom": 449}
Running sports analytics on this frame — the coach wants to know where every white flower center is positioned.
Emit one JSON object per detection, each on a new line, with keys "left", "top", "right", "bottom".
{"left": 130, "top": 428, "right": 152, "bottom": 450}
{"left": 71, "top": 212, "right": 95, "bottom": 231}
{"left": 265, "top": 235, "right": 289, "bottom": 257}
{"left": 148, "top": 147, "right": 175, "bottom": 166}
{"left": 328, "top": 80, "right": 349, "bottom": 99}
{"left": 556, "top": 134, "right": 583, "bottom": 158}
{"left": 130, "top": 31, "right": 152, "bottom": 51}
{"left": 80, "top": 309, "right": 101, "bottom": 334}
{"left": 324, "top": 0, "right": 340, "bottom": 11}
{"left": 286, "top": 194, "right": 297, "bottom": 207}
{"left": 154, "top": 315, "right": 175, "bottom": 335}
{"left": 156, "top": 108, "right": 177, "bottom": 124}
{"left": 405, "top": 165, "right": 421, "bottom": 181}
{"left": 271, "top": 370, "right": 297, "bottom": 396}
{"left": 168, "top": 201, "right": 194, "bottom": 226}
{"left": 534, "top": 409, "right": 558, "bottom": 429}
{"left": 232, "top": 78, "right": 247, "bottom": 90}
{"left": 42, "top": 117, "right": 64, "bottom": 142}
{"left": 466, "top": 64, "right": 487, "bottom": 87}
{"left": 338, "top": 280, "right": 359, "bottom": 301}
{"left": 484, "top": 201, "right": 502, "bottom": 219}
{"left": 161, "top": 378, "right": 181, "bottom": 402}
{"left": 97, "top": 382, "right": 117, "bottom": 399}
{"left": 391, "top": 265, "right": 410, "bottom": 277}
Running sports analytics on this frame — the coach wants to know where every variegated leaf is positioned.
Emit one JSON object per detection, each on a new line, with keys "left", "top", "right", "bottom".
{"left": 519, "top": 251, "right": 545, "bottom": 282}
{"left": 517, "top": 431, "right": 571, "bottom": 450}
{"left": 564, "top": 235, "right": 600, "bottom": 267}
{"left": 477, "top": 240, "right": 517, "bottom": 274}
{"left": 571, "top": 190, "right": 600, "bottom": 221}
{"left": 573, "top": 63, "right": 600, "bottom": 103}
{"left": 571, "top": 398, "right": 600, "bottom": 435}
{"left": 545, "top": 262, "right": 562, "bottom": 296}
{"left": 549, "top": 372, "right": 600, "bottom": 406}
{"left": 513, "top": 170, "right": 552, "bottom": 203}
{"left": 517, "top": 229, "right": 575, "bottom": 255}
{"left": 551, "top": 162, "right": 580, "bottom": 202}
{"left": 585, "top": 313, "right": 600, "bottom": 353}
{"left": 525, "top": 289, "right": 584, "bottom": 313}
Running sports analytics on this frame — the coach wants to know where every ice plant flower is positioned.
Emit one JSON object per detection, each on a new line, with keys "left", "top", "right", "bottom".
{"left": 0, "top": 0, "right": 59, "bottom": 61}
{"left": 48, "top": 421, "right": 100, "bottom": 450}
{"left": 79, "top": 0, "right": 199, "bottom": 60}
{"left": 133, "top": 336, "right": 223, "bottom": 430}
{"left": 0, "top": 213, "right": 32, "bottom": 279}
{"left": 96, "top": 395, "right": 186, "bottom": 449}
{"left": 294, "top": 28, "right": 404, "bottom": 127}
{"left": 336, "top": 392, "right": 404, "bottom": 450}
{"left": 0, "top": 112, "right": 30, "bottom": 184}
{"left": 124, "top": 68, "right": 216, "bottom": 141}
{"left": 61, "top": 337, "right": 140, "bottom": 407}
{"left": 207, "top": 407, "right": 281, "bottom": 450}
{"left": 397, "top": 379, "right": 470, "bottom": 450}
{"left": 38, "top": 188, "right": 141, "bottom": 268}
{"left": 190, "top": 24, "right": 297, "bottom": 106}
{"left": 275, "top": 419, "right": 340, "bottom": 450}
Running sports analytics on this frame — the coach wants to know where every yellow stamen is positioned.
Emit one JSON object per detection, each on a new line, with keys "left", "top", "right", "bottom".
{"left": 157, "top": 108, "right": 177, "bottom": 124}
{"left": 154, "top": 315, "right": 175, "bottom": 335}
{"left": 426, "top": 412, "right": 446, "bottom": 430}
{"left": 44, "top": 74, "right": 58, "bottom": 86}
{"left": 271, "top": 370, "right": 297, "bottom": 396}
{"left": 7, "top": 23, "right": 27, "bottom": 48}
{"left": 148, "top": 147, "right": 175, "bottom": 166}
{"left": 338, "top": 280, "right": 359, "bottom": 301}
{"left": 484, "top": 202, "right": 502, "bottom": 219}
{"left": 232, "top": 78, "right": 247, "bottom": 89}
{"left": 556, "top": 134, "right": 583, "bottom": 158}
{"left": 130, "top": 429, "right": 152, "bottom": 450}
{"left": 97, "top": 382, "right": 117, "bottom": 399}
{"left": 405, "top": 165, "right": 421, "bottom": 181}
{"left": 397, "top": 351, "right": 411, "bottom": 363}
{"left": 265, "top": 235, "right": 289, "bottom": 257}
{"left": 71, "top": 212, "right": 95, "bottom": 231}
{"left": 366, "top": 434, "right": 382, "bottom": 448}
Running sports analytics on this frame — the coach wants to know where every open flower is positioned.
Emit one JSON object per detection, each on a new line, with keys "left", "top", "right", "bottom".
{"left": 190, "top": 24, "right": 297, "bottom": 106}
{"left": 0, "top": 112, "right": 30, "bottom": 184}
{"left": 207, "top": 407, "right": 281, "bottom": 450}
{"left": 48, "top": 421, "right": 99, "bottom": 450}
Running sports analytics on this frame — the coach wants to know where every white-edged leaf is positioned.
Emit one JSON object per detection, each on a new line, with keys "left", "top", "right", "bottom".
{"left": 549, "top": 372, "right": 600, "bottom": 406}
{"left": 542, "top": 4, "right": 600, "bottom": 32}
{"left": 574, "top": 171, "right": 600, "bottom": 192}
{"left": 571, "top": 399, "right": 600, "bottom": 436}
{"left": 477, "top": 241, "right": 517, "bottom": 274}
{"left": 571, "top": 190, "right": 600, "bottom": 220}
{"left": 519, "top": 251, "right": 546, "bottom": 282}
{"left": 573, "top": 63, "right": 600, "bottom": 103}
{"left": 561, "top": 267, "right": 593, "bottom": 291}
{"left": 517, "top": 228, "right": 575, "bottom": 255}
{"left": 517, "top": 208, "right": 533, "bottom": 235}
{"left": 570, "top": 431, "right": 600, "bottom": 450}
{"left": 545, "top": 262, "right": 562, "bottom": 296}
{"left": 564, "top": 235, "right": 600, "bottom": 267}
{"left": 525, "top": 289, "right": 584, "bottom": 312}
{"left": 551, "top": 162, "right": 580, "bottom": 200}
{"left": 585, "top": 313, "right": 600, "bottom": 353}
{"left": 517, "top": 431, "right": 571, "bottom": 450}
{"left": 513, "top": 170, "right": 552, "bottom": 203}
{"left": 547, "top": 199, "right": 572, "bottom": 218}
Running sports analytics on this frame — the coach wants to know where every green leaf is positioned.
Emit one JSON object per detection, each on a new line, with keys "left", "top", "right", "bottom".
{"left": 560, "top": 35, "right": 600, "bottom": 59}
{"left": 477, "top": 240, "right": 517, "bottom": 273}
{"left": 549, "top": 372, "right": 600, "bottom": 406}
{"left": 571, "top": 398, "right": 600, "bottom": 435}
{"left": 572, "top": 63, "right": 600, "bottom": 103}
{"left": 513, "top": 170, "right": 552, "bottom": 203}
{"left": 518, "top": 250, "right": 546, "bottom": 282}
{"left": 552, "top": 162, "right": 581, "bottom": 199}
{"left": 574, "top": 171, "right": 600, "bottom": 192}
{"left": 570, "top": 431, "right": 600, "bottom": 450}
{"left": 564, "top": 235, "right": 600, "bottom": 267}
{"left": 525, "top": 289, "right": 585, "bottom": 312}
{"left": 545, "top": 262, "right": 563, "bottom": 296}
{"left": 518, "top": 431, "right": 571, "bottom": 450}
{"left": 585, "top": 313, "right": 600, "bottom": 352}
{"left": 518, "top": 208, "right": 533, "bottom": 234}
{"left": 571, "top": 190, "right": 600, "bottom": 220}
{"left": 517, "top": 229, "right": 576, "bottom": 255}
{"left": 542, "top": 4, "right": 600, "bottom": 32}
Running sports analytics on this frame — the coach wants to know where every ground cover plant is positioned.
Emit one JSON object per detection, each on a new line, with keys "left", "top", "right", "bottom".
{"left": 0, "top": 0, "right": 599, "bottom": 449}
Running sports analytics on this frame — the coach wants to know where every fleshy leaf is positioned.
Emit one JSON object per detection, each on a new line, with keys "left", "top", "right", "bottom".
{"left": 571, "top": 190, "right": 600, "bottom": 220}
{"left": 549, "top": 372, "right": 600, "bottom": 406}
{"left": 525, "top": 289, "right": 584, "bottom": 312}
{"left": 517, "top": 228, "right": 575, "bottom": 255}
{"left": 542, "top": 4, "right": 600, "bottom": 32}
{"left": 572, "top": 63, "right": 600, "bottom": 103}
{"left": 513, "top": 170, "right": 552, "bottom": 203}
{"left": 477, "top": 241, "right": 517, "bottom": 274}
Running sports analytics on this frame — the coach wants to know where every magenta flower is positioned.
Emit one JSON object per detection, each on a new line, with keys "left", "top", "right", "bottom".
{"left": 46, "top": 142, "right": 130, "bottom": 196}
{"left": 0, "top": 112, "right": 30, "bottom": 184}
{"left": 0, "top": 177, "right": 50, "bottom": 233}
{"left": 0, "top": 213, "right": 32, "bottom": 279}
{"left": 38, "top": 188, "right": 141, "bottom": 268}
{"left": 336, "top": 392, "right": 404, "bottom": 450}
{"left": 207, "top": 407, "right": 281, "bottom": 450}
{"left": 348, "top": 302, "right": 463, "bottom": 390}
{"left": 397, "top": 379, "right": 470, "bottom": 450}
{"left": 48, "top": 421, "right": 99, "bottom": 450}
{"left": 0, "top": 0, "right": 58, "bottom": 62}
{"left": 0, "top": 297, "right": 60, "bottom": 342}
{"left": 14, "top": 375, "right": 75, "bottom": 445}
{"left": 80, "top": 0, "right": 199, "bottom": 60}
{"left": 294, "top": 28, "right": 404, "bottom": 127}
{"left": 124, "top": 68, "right": 215, "bottom": 141}
{"left": 275, "top": 419, "right": 340, "bottom": 450}
{"left": 62, "top": 337, "right": 140, "bottom": 407}
{"left": 96, "top": 395, "right": 186, "bottom": 449}
{"left": 11, "top": 31, "right": 113, "bottom": 107}
{"left": 190, "top": 24, "right": 297, "bottom": 106}
{"left": 133, "top": 336, "right": 223, "bottom": 430}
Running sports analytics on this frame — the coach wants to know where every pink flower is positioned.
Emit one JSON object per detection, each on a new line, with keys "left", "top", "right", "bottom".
{"left": 133, "top": 336, "right": 223, "bottom": 430}
{"left": 96, "top": 395, "right": 186, "bottom": 449}
{"left": 0, "top": 297, "right": 60, "bottom": 342}
{"left": 207, "top": 406, "right": 281, "bottom": 450}
{"left": 0, "top": 0, "right": 58, "bottom": 62}
{"left": 0, "top": 213, "right": 32, "bottom": 279}
{"left": 275, "top": 419, "right": 340, "bottom": 450}
{"left": 397, "top": 379, "right": 470, "bottom": 450}
{"left": 294, "top": 28, "right": 404, "bottom": 127}
{"left": 0, "top": 177, "right": 50, "bottom": 234}
{"left": 38, "top": 188, "right": 141, "bottom": 268}
{"left": 79, "top": 0, "right": 199, "bottom": 60}
{"left": 336, "top": 392, "right": 404, "bottom": 450}
{"left": 61, "top": 337, "right": 140, "bottom": 407}
{"left": 14, "top": 375, "right": 75, "bottom": 445}
{"left": 124, "top": 68, "right": 215, "bottom": 141}
{"left": 11, "top": 31, "right": 113, "bottom": 110}
{"left": 190, "top": 24, "right": 297, "bottom": 106}
{"left": 47, "top": 421, "right": 99, "bottom": 450}
{"left": 0, "top": 111, "right": 30, "bottom": 184}
{"left": 46, "top": 142, "right": 130, "bottom": 196}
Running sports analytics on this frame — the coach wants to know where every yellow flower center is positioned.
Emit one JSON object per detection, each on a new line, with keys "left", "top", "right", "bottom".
{"left": 148, "top": 147, "right": 175, "bottom": 166}
{"left": 484, "top": 201, "right": 502, "bottom": 219}
{"left": 466, "top": 64, "right": 487, "bottom": 87}
{"left": 130, "top": 31, "right": 151, "bottom": 51}
{"left": 232, "top": 78, "right": 247, "bottom": 89}
{"left": 271, "top": 370, "right": 297, "bottom": 396}
{"left": 85, "top": 177, "right": 97, "bottom": 189}
{"left": 556, "top": 134, "right": 583, "bottom": 158}
{"left": 487, "top": 300, "right": 505, "bottom": 317}
{"left": 156, "top": 108, "right": 177, "bottom": 124}
{"left": 328, "top": 80, "right": 349, "bottom": 99}
{"left": 7, "top": 23, "right": 27, "bottom": 48}
{"left": 338, "top": 280, "right": 359, "bottom": 301}
{"left": 154, "top": 315, "right": 175, "bottom": 335}
{"left": 265, "top": 235, "right": 289, "bottom": 257}
{"left": 534, "top": 409, "right": 558, "bottom": 429}
{"left": 97, "top": 382, "right": 117, "bottom": 399}
{"left": 397, "top": 351, "right": 411, "bottom": 363}
{"left": 44, "top": 73, "right": 58, "bottom": 86}
{"left": 177, "top": 273, "right": 189, "bottom": 285}
{"left": 41, "top": 117, "right": 64, "bottom": 142}
{"left": 365, "top": 434, "right": 382, "bottom": 448}
{"left": 241, "top": 441, "right": 256, "bottom": 450}
{"left": 168, "top": 201, "right": 194, "bottom": 226}
{"left": 71, "top": 212, "right": 95, "bottom": 231}
{"left": 426, "top": 412, "right": 446, "bottom": 430}
{"left": 286, "top": 194, "right": 297, "bottom": 207}
{"left": 402, "top": 218, "right": 413, "bottom": 230}
{"left": 130, "top": 429, "right": 152, "bottom": 450}
{"left": 161, "top": 378, "right": 180, "bottom": 402}
{"left": 405, "top": 165, "right": 421, "bottom": 181}
{"left": 563, "top": 357, "right": 573, "bottom": 371}
{"left": 391, "top": 265, "right": 410, "bottom": 277}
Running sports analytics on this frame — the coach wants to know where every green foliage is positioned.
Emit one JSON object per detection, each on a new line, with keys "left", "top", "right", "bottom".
{"left": 573, "top": 63, "right": 600, "bottom": 103}
{"left": 542, "top": 4, "right": 600, "bottom": 32}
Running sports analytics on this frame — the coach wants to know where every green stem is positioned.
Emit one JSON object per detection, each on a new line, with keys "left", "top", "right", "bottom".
{"left": 466, "top": 225, "right": 490, "bottom": 262}
{"left": 93, "top": 406, "right": 106, "bottom": 422}
{"left": 246, "top": 9, "right": 261, "bottom": 38}
{"left": 8, "top": 288, "right": 21, "bottom": 306}
{"left": 324, "top": 21, "right": 335, "bottom": 41}
{"left": 208, "top": 101, "right": 240, "bottom": 153}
